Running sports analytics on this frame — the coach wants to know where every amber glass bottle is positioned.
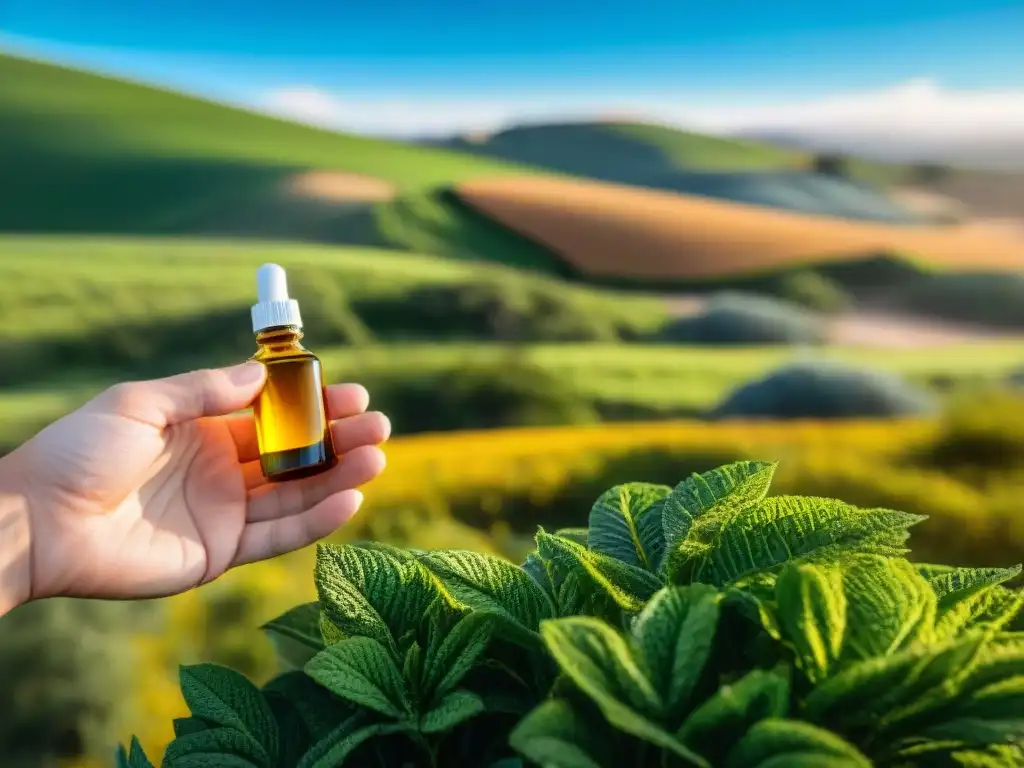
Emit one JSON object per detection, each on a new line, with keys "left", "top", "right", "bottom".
{"left": 250, "top": 264, "right": 337, "bottom": 482}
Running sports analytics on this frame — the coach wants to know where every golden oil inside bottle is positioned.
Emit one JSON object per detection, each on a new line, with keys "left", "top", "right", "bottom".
{"left": 251, "top": 326, "right": 337, "bottom": 482}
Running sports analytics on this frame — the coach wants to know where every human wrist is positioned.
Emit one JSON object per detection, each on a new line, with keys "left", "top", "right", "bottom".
{"left": 0, "top": 454, "right": 32, "bottom": 616}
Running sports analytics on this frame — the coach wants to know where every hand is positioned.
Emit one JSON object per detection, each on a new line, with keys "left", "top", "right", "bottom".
{"left": 0, "top": 363, "right": 388, "bottom": 614}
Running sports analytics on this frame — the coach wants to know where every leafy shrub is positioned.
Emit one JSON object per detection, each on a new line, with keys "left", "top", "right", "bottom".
{"left": 657, "top": 293, "right": 825, "bottom": 345}
{"left": 711, "top": 359, "right": 938, "bottom": 419}
{"left": 362, "top": 358, "right": 599, "bottom": 434}
{"left": 774, "top": 270, "right": 851, "bottom": 315}
{"left": 352, "top": 277, "right": 622, "bottom": 342}
{"left": 879, "top": 273, "right": 1024, "bottom": 330}
{"left": 119, "top": 460, "right": 1024, "bottom": 767}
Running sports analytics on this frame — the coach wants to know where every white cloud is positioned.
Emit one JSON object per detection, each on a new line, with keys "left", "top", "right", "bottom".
{"left": 259, "top": 79, "right": 1024, "bottom": 167}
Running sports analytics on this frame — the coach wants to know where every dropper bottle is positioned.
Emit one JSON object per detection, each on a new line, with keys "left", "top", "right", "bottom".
{"left": 250, "top": 263, "right": 338, "bottom": 481}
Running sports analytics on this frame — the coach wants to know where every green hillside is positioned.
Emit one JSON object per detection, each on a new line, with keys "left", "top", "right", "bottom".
{"left": 0, "top": 53, "right": 543, "bottom": 237}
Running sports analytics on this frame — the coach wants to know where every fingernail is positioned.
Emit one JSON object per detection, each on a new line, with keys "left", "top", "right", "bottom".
{"left": 228, "top": 362, "right": 265, "bottom": 387}
{"left": 352, "top": 490, "right": 365, "bottom": 508}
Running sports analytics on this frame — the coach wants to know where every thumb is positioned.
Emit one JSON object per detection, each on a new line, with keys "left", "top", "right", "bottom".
{"left": 104, "top": 363, "right": 267, "bottom": 427}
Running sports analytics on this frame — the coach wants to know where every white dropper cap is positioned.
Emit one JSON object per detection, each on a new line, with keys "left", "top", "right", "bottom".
{"left": 251, "top": 263, "right": 303, "bottom": 332}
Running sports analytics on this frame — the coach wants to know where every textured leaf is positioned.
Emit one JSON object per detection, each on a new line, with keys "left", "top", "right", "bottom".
{"left": 510, "top": 699, "right": 611, "bottom": 768}
{"left": 537, "top": 531, "right": 663, "bottom": 613}
{"left": 775, "top": 562, "right": 846, "bottom": 683}
{"left": 631, "top": 585, "right": 722, "bottom": 725}
{"left": 163, "top": 755, "right": 261, "bottom": 768}
{"left": 540, "top": 617, "right": 711, "bottom": 767}
{"left": 297, "top": 714, "right": 411, "bottom": 768}
{"left": 264, "top": 687, "right": 312, "bottom": 768}
{"left": 305, "top": 637, "right": 412, "bottom": 719}
{"left": 725, "top": 719, "right": 871, "bottom": 768}
{"left": 314, "top": 543, "right": 448, "bottom": 651}
{"left": 935, "top": 583, "right": 1024, "bottom": 640}
{"left": 588, "top": 482, "right": 672, "bottom": 570}
{"left": 115, "top": 737, "right": 154, "bottom": 768}
{"left": 162, "top": 727, "right": 270, "bottom": 766}
{"left": 179, "top": 664, "right": 278, "bottom": 763}
{"left": 420, "top": 689, "right": 486, "bottom": 733}
{"left": 950, "top": 745, "right": 1024, "bottom": 767}
{"left": 670, "top": 496, "right": 924, "bottom": 586}
{"left": 801, "top": 631, "right": 991, "bottom": 730}
{"left": 522, "top": 553, "right": 555, "bottom": 599}
{"left": 172, "top": 717, "right": 212, "bottom": 739}
{"left": 661, "top": 461, "right": 778, "bottom": 566}
{"left": 422, "top": 610, "right": 496, "bottom": 700}
{"left": 262, "top": 671, "right": 355, "bottom": 742}
{"left": 261, "top": 602, "right": 324, "bottom": 671}
{"left": 837, "top": 556, "right": 937, "bottom": 664}
{"left": 419, "top": 549, "right": 556, "bottom": 635}
{"left": 925, "top": 565, "right": 1022, "bottom": 600}
{"left": 556, "top": 528, "right": 591, "bottom": 546}
{"left": 677, "top": 667, "right": 790, "bottom": 762}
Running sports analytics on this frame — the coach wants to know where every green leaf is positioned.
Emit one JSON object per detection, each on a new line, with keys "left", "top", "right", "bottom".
{"left": 926, "top": 565, "right": 1022, "bottom": 598}
{"left": 661, "top": 461, "right": 778, "bottom": 564}
{"left": 179, "top": 664, "right": 278, "bottom": 764}
{"left": 540, "top": 617, "right": 711, "bottom": 767}
{"left": 510, "top": 699, "right": 612, "bottom": 768}
{"left": 588, "top": 482, "right": 672, "bottom": 570}
{"left": 677, "top": 667, "right": 790, "bottom": 763}
{"left": 522, "top": 553, "right": 555, "bottom": 599}
{"left": 420, "top": 689, "right": 486, "bottom": 733}
{"left": 537, "top": 531, "right": 663, "bottom": 613}
{"left": 419, "top": 549, "right": 557, "bottom": 633}
{"left": 801, "top": 631, "right": 990, "bottom": 731}
{"left": 934, "top": 582, "right": 1024, "bottom": 640}
{"left": 422, "top": 610, "right": 496, "bottom": 700}
{"left": 264, "top": 689, "right": 312, "bottom": 768}
{"left": 304, "top": 637, "right": 413, "bottom": 719}
{"left": 297, "top": 713, "right": 411, "bottom": 768}
{"left": 163, "top": 755, "right": 262, "bottom": 768}
{"left": 261, "top": 602, "right": 324, "bottom": 671}
{"left": 556, "top": 528, "right": 591, "bottom": 546}
{"left": 775, "top": 562, "right": 846, "bottom": 683}
{"left": 837, "top": 555, "right": 937, "bottom": 664}
{"left": 631, "top": 585, "right": 722, "bottom": 725}
{"left": 314, "top": 543, "right": 448, "bottom": 651}
{"left": 173, "top": 717, "right": 212, "bottom": 739}
{"left": 115, "top": 737, "right": 154, "bottom": 768}
{"left": 163, "top": 727, "right": 270, "bottom": 767}
{"left": 262, "top": 671, "right": 355, "bottom": 743}
{"left": 670, "top": 495, "right": 924, "bottom": 586}
{"left": 725, "top": 719, "right": 871, "bottom": 768}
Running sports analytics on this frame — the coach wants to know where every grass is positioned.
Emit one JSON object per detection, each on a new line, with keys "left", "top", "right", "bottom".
{"left": 0, "top": 235, "right": 664, "bottom": 341}
{"left": 3, "top": 332, "right": 1022, "bottom": 450}
{"left": 0, "top": 53, "right": 545, "bottom": 244}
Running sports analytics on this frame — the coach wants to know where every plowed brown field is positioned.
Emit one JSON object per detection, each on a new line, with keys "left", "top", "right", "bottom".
{"left": 455, "top": 176, "right": 1024, "bottom": 279}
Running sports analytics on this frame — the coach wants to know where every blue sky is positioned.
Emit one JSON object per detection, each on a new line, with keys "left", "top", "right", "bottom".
{"left": 2, "top": 0, "right": 1023, "bottom": 146}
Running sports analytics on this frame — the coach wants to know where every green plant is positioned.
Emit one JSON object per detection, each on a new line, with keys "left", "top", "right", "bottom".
{"left": 657, "top": 292, "right": 825, "bottom": 346}
{"left": 117, "top": 460, "right": 1024, "bottom": 767}
{"left": 712, "top": 359, "right": 938, "bottom": 420}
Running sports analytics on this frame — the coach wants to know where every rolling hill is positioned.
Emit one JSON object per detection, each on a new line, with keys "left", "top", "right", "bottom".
{"left": 437, "top": 121, "right": 931, "bottom": 223}
{"left": 0, "top": 53, "right": 545, "bottom": 243}
{"left": 455, "top": 175, "right": 1024, "bottom": 282}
